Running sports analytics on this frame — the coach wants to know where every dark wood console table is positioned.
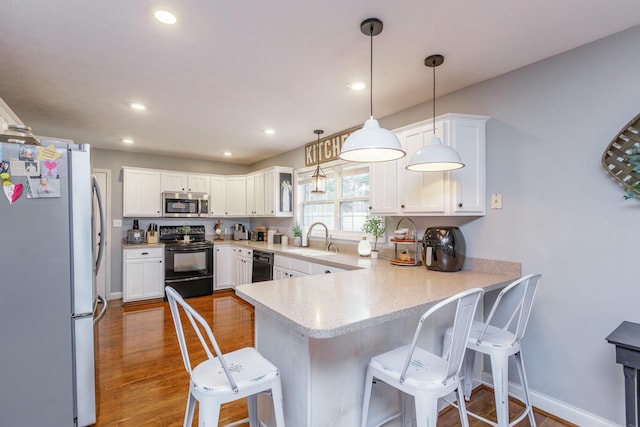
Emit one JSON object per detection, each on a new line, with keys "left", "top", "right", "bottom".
{"left": 607, "top": 321, "right": 640, "bottom": 427}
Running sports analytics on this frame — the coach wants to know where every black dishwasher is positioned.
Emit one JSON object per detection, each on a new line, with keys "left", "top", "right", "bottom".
{"left": 251, "top": 250, "right": 274, "bottom": 282}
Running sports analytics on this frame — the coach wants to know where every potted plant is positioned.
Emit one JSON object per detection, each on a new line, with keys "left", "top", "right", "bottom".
{"left": 362, "top": 216, "right": 386, "bottom": 258}
{"left": 292, "top": 222, "right": 302, "bottom": 246}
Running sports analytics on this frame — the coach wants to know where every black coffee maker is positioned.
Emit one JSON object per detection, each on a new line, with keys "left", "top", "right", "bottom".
{"left": 422, "top": 227, "right": 466, "bottom": 272}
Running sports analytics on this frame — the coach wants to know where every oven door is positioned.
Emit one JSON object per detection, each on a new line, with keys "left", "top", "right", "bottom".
{"left": 164, "top": 245, "right": 213, "bottom": 297}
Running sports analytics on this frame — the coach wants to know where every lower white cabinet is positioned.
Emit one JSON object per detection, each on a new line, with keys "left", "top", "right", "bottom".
{"left": 214, "top": 245, "right": 235, "bottom": 290}
{"left": 274, "top": 255, "right": 311, "bottom": 279}
{"left": 122, "top": 247, "right": 164, "bottom": 303}
{"left": 235, "top": 247, "right": 253, "bottom": 286}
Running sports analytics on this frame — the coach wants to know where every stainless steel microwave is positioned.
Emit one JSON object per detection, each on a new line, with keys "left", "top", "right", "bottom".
{"left": 162, "top": 192, "right": 209, "bottom": 217}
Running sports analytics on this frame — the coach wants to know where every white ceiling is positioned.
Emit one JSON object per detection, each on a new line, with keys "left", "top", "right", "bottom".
{"left": 1, "top": 1, "right": 639, "bottom": 165}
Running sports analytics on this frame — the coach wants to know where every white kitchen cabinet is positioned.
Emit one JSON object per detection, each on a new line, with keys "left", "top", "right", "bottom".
{"left": 369, "top": 113, "right": 487, "bottom": 216}
{"left": 235, "top": 247, "right": 253, "bottom": 286}
{"left": 246, "top": 172, "right": 265, "bottom": 216}
{"left": 274, "top": 255, "right": 311, "bottom": 279}
{"left": 209, "top": 175, "right": 226, "bottom": 217}
{"left": 225, "top": 176, "right": 247, "bottom": 217}
{"left": 122, "top": 247, "right": 164, "bottom": 303}
{"left": 162, "top": 172, "right": 210, "bottom": 194}
{"left": 123, "top": 168, "right": 162, "bottom": 217}
{"left": 264, "top": 167, "right": 294, "bottom": 217}
{"left": 214, "top": 245, "right": 235, "bottom": 290}
{"left": 309, "top": 263, "right": 346, "bottom": 275}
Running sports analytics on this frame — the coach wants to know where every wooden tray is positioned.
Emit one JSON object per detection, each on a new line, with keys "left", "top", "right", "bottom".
{"left": 390, "top": 258, "right": 423, "bottom": 266}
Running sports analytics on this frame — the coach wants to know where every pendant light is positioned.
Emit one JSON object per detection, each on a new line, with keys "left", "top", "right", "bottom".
{"left": 311, "top": 129, "right": 326, "bottom": 194}
{"left": 406, "top": 55, "right": 465, "bottom": 172}
{"left": 339, "top": 18, "right": 405, "bottom": 163}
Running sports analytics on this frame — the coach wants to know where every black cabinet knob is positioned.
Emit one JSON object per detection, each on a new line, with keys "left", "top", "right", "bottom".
{"left": 401, "top": 204, "right": 405, "bottom": 208}
{"left": 458, "top": 203, "right": 463, "bottom": 208}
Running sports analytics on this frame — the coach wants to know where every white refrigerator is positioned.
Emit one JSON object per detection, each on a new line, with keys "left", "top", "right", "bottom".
{"left": 0, "top": 138, "right": 105, "bottom": 426}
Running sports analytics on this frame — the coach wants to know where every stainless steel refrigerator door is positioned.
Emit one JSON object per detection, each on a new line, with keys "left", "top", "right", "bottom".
{"left": 73, "top": 314, "right": 96, "bottom": 426}
{"left": 68, "top": 145, "right": 97, "bottom": 426}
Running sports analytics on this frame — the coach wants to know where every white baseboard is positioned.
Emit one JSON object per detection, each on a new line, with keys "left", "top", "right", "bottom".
{"left": 109, "top": 292, "right": 123, "bottom": 300}
{"left": 479, "top": 373, "right": 620, "bottom": 427}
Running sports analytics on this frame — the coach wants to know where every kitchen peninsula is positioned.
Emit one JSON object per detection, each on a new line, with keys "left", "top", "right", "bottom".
{"left": 235, "top": 253, "right": 519, "bottom": 427}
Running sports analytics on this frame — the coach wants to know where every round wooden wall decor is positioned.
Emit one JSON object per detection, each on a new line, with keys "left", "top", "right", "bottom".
{"left": 602, "top": 113, "right": 640, "bottom": 199}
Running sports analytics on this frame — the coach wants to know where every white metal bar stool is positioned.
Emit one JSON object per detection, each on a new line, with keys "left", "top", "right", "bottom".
{"left": 360, "top": 288, "right": 484, "bottom": 427}
{"left": 447, "top": 273, "right": 541, "bottom": 427}
{"left": 166, "top": 286, "right": 286, "bottom": 427}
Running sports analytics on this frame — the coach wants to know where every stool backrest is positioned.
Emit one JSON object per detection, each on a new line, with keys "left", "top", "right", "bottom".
{"left": 400, "top": 288, "right": 483, "bottom": 384}
{"left": 476, "top": 273, "right": 542, "bottom": 346}
{"left": 165, "top": 286, "right": 239, "bottom": 393}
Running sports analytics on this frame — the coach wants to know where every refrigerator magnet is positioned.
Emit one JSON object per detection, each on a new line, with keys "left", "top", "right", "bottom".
{"left": 1, "top": 172, "right": 23, "bottom": 205}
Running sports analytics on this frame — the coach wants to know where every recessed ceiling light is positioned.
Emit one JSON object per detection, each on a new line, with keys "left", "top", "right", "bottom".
{"left": 349, "top": 82, "right": 366, "bottom": 91}
{"left": 154, "top": 10, "right": 177, "bottom": 25}
{"left": 264, "top": 129, "right": 275, "bottom": 135}
{"left": 223, "top": 151, "right": 232, "bottom": 156}
{"left": 130, "top": 103, "right": 146, "bottom": 111}
{"left": 122, "top": 138, "right": 134, "bottom": 144}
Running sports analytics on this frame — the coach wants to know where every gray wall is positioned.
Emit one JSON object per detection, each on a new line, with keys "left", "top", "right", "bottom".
{"left": 92, "top": 24, "right": 640, "bottom": 423}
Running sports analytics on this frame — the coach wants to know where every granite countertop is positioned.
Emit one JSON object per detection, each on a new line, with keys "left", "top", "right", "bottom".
{"left": 234, "top": 241, "right": 520, "bottom": 339}
{"left": 122, "top": 242, "right": 165, "bottom": 249}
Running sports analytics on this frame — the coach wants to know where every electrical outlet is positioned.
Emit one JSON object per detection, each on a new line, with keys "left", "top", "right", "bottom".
{"left": 113, "top": 219, "right": 122, "bottom": 227}
{"left": 490, "top": 193, "right": 503, "bottom": 209}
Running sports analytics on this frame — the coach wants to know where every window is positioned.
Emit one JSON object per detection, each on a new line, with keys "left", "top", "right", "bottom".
{"left": 296, "top": 163, "right": 370, "bottom": 239}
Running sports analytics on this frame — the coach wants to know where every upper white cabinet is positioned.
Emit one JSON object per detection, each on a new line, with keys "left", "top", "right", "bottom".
{"left": 264, "top": 166, "right": 294, "bottom": 217}
{"left": 209, "top": 175, "right": 226, "bottom": 216}
{"left": 162, "top": 172, "right": 210, "bottom": 194}
{"left": 246, "top": 172, "right": 265, "bottom": 216}
{"left": 123, "top": 168, "right": 162, "bottom": 217}
{"left": 370, "top": 114, "right": 488, "bottom": 216}
{"left": 225, "top": 176, "right": 247, "bottom": 217}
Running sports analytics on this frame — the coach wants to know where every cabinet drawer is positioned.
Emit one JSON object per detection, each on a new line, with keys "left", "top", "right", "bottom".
{"left": 124, "top": 247, "right": 164, "bottom": 260}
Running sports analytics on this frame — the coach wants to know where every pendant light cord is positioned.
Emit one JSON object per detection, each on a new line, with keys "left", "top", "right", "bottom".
{"left": 432, "top": 61, "right": 436, "bottom": 134}
{"left": 369, "top": 25, "right": 374, "bottom": 118}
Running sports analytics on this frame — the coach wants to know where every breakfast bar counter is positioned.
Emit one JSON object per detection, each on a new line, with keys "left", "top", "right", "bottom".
{"left": 235, "top": 254, "right": 519, "bottom": 427}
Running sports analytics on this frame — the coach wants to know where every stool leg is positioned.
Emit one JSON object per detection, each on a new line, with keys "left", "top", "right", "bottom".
{"left": 197, "top": 398, "right": 220, "bottom": 427}
{"left": 515, "top": 351, "right": 536, "bottom": 427}
{"left": 489, "top": 352, "right": 510, "bottom": 427}
{"left": 455, "top": 384, "right": 471, "bottom": 427}
{"left": 463, "top": 349, "right": 475, "bottom": 401}
{"left": 361, "top": 368, "right": 374, "bottom": 427}
{"left": 414, "top": 392, "right": 438, "bottom": 427}
{"left": 247, "top": 394, "right": 258, "bottom": 427}
{"left": 184, "top": 391, "right": 196, "bottom": 427}
{"left": 271, "top": 381, "right": 286, "bottom": 427}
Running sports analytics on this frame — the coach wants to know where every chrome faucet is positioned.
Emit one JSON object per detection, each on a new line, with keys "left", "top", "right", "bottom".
{"left": 306, "top": 222, "right": 332, "bottom": 251}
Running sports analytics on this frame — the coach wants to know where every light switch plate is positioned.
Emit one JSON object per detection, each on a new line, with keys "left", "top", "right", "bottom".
{"left": 491, "top": 193, "right": 503, "bottom": 209}
{"left": 113, "top": 219, "right": 122, "bottom": 227}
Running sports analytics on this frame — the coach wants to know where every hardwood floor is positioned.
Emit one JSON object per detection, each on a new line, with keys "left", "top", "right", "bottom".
{"left": 94, "top": 291, "right": 574, "bottom": 427}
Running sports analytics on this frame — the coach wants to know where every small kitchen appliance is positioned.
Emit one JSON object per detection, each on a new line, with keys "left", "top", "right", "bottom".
{"left": 422, "top": 226, "right": 466, "bottom": 272}
{"left": 127, "top": 229, "right": 145, "bottom": 244}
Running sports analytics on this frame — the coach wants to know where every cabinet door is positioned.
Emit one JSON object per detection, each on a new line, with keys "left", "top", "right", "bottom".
{"left": 369, "top": 160, "right": 398, "bottom": 215}
{"left": 273, "top": 167, "right": 294, "bottom": 217}
{"left": 123, "top": 257, "right": 164, "bottom": 301}
{"left": 123, "top": 169, "right": 162, "bottom": 217}
{"left": 273, "top": 266, "right": 288, "bottom": 280}
{"left": 162, "top": 172, "right": 188, "bottom": 192}
{"left": 225, "top": 176, "right": 247, "bottom": 216}
{"left": 214, "top": 246, "right": 235, "bottom": 289}
{"left": 254, "top": 172, "right": 265, "bottom": 215}
{"left": 209, "top": 175, "right": 226, "bottom": 216}
{"left": 450, "top": 118, "right": 486, "bottom": 215}
{"left": 246, "top": 174, "right": 256, "bottom": 215}
{"left": 398, "top": 124, "right": 447, "bottom": 214}
{"left": 264, "top": 170, "right": 276, "bottom": 216}
{"left": 188, "top": 175, "right": 210, "bottom": 194}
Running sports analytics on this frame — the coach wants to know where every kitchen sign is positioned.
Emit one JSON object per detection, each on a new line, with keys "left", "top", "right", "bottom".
{"left": 303, "top": 126, "right": 361, "bottom": 167}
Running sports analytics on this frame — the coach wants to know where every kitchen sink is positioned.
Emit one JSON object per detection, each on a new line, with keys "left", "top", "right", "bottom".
{"left": 282, "top": 248, "right": 339, "bottom": 257}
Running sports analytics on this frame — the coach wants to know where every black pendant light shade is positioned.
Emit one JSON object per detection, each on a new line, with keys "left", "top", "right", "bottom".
{"left": 311, "top": 129, "right": 326, "bottom": 193}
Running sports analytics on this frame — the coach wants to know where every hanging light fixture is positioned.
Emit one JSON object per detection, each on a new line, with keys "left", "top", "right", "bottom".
{"left": 406, "top": 55, "right": 465, "bottom": 172}
{"left": 339, "top": 18, "right": 405, "bottom": 163}
{"left": 311, "top": 129, "right": 326, "bottom": 193}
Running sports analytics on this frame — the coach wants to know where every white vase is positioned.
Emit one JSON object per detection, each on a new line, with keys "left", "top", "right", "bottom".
{"left": 294, "top": 236, "right": 302, "bottom": 246}
{"left": 358, "top": 237, "right": 371, "bottom": 257}
{"left": 370, "top": 250, "right": 379, "bottom": 259}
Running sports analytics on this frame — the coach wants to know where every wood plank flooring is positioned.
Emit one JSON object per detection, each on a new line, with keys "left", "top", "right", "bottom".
{"left": 94, "top": 291, "right": 575, "bottom": 427}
